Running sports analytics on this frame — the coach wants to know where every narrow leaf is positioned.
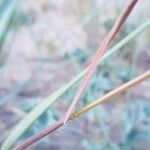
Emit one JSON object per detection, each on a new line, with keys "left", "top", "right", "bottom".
{"left": 63, "top": 0, "right": 138, "bottom": 124}
{"left": 0, "top": 0, "right": 18, "bottom": 50}
{"left": 1, "top": 20, "right": 150, "bottom": 150}
{"left": 13, "top": 71, "right": 150, "bottom": 149}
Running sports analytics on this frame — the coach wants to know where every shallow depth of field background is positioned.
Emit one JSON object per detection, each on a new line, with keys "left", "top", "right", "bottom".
{"left": 0, "top": 0, "right": 150, "bottom": 149}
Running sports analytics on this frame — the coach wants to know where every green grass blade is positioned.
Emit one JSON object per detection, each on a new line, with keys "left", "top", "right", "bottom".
{"left": 1, "top": 20, "right": 150, "bottom": 150}
{"left": 0, "top": 0, "right": 18, "bottom": 50}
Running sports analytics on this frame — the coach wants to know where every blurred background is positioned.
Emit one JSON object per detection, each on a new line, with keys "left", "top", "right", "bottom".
{"left": 0, "top": 0, "right": 150, "bottom": 149}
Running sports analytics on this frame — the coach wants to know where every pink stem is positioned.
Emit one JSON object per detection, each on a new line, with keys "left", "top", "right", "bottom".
{"left": 63, "top": 0, "right": 138, "bottom": 124}
{"left": 13, "top": 120, "right": 63, "bottom": 150}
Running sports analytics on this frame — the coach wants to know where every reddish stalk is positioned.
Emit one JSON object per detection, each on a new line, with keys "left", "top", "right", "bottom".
{"left": 63, "top": 0, "right": 139, "bottom": 124}
{"left": 12, "top": 70, "right": 149, "bottom": 150}
{"left": 12, "top": 120, "right": 63, "bottom": 150}
{"left": 11, "top": 0, "right": 139, "bottom": 149}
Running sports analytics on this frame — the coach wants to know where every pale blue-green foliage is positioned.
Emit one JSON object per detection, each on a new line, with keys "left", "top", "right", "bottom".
{"left": 121, "top": 101, "right": 150, "bottom": 149}
{"left": 2, "top": 17, "right": 150, "bottom": 150}
{"left": 64, "top": 45, "right": 149, "bottom": 150}
{"left": 82, "top": 140, "right": 103, "bottom": 150}
{"left": 0, "top": 0, "right": 18, "bottom": 49}
{"left": 115, "top": 66, "right": 131, "bottom": 82}
{"left": 64, "top": 50, "right": 128, "bottom": 105}
{"left": 82, "top": 101, "right": 150, "bottom": 150}
{"left": 16, "top": 98, "right": 57, "bottom": 140}
{"left": 75, "top": 43, "right": 149, "bottom": 150}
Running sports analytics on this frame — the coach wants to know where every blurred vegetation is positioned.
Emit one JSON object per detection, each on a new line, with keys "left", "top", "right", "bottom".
{"left": 0, "top": 0, "right": 149, "bottom": 150}
{"left": 0, "top": 0, "right": 18, "bottom": 61}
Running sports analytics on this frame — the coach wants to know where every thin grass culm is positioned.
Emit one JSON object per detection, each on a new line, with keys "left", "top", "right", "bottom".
{"left": 63, "top": 0, "right": 139, "bottom": 124}
{"left": 2, "top": 11, "right": 150, "bottom": 150}
{"left": 0, "top": 0, "right": 149, "bottom": 150}
{"left": 13, "top": 70, "right": 150, "bottom": 150}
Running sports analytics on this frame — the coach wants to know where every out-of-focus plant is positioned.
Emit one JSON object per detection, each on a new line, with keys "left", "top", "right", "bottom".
{"left": 16, "top": 98, "right": 57, "bottom": 140}
{"left": 1, "top": 0, "right": 150, "bottom": 149}
{"left": 12, "top": 71, "right": 150, "bottom": 150}
{"left": 120, "top": 101, "right": 150, "bottom": 149}
{"left": 82, "top": 101, "right": 150, "bottom": 150}
{"left": 2, "top": 20, "right": 150, "bottom": 150}
{"left": 0, "top": 0, "right": 18, "bottom": 52}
